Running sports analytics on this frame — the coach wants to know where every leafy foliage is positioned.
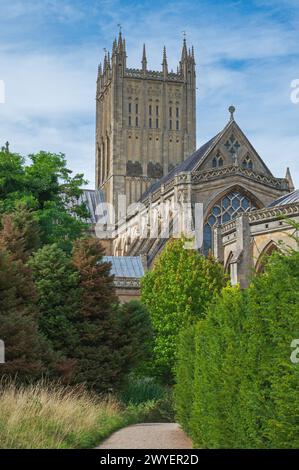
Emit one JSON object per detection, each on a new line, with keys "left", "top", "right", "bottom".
{"left": 175, "top": 248, "right": 299, "bottom": 448}
{"left": 0, "top": 149, "right": 88, "bottom": 252}
{"left": 141, "top": 238, "right": 227, "bottom": 381}
{"left": 174, "top": 324, "right": 196, "bottom": 435}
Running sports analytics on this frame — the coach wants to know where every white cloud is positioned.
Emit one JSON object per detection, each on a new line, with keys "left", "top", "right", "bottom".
{"left": 0, "top": 0, "right": 298, "bottom": 189}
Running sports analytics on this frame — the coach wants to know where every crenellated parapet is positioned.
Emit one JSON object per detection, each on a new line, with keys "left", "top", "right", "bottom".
{"left": 124, "top": 68, "right": 183, "bottom": 82}
{"left": 97, "top": 32, "right": 195, "bottom": 95}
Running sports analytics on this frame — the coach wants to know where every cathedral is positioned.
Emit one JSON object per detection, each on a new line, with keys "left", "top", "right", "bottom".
{"left": 82, "top": 32, "right": 299, "bottom": 301}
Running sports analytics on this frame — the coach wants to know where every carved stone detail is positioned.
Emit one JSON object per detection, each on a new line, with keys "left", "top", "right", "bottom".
{"left": 126, "top": 160, "right": 142, "bottom": 177}
{"left": 147, "top": 162, "right": 163, "bottom": 179}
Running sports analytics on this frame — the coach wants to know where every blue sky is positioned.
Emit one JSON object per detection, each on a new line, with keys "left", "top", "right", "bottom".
{"left": 0, "top": 0, "right": 298, "bottom": 188}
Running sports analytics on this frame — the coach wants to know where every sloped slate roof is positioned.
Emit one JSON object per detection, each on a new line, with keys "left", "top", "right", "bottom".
{"left": 268, "top": 189, "right": 299, "bottom": 207}
{"left": 80, "top": 189, "right": 105, "bottom": 223}
{"left": 140, "top": 134, "right": 220, "bottom": 201}
{"left": 103, "top": 256, "right": 145, "bottom": 278}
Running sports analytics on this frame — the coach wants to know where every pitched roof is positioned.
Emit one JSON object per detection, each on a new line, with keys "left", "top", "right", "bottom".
{"left": 268, "top": 189, "right": 299, "bottom": 207}
{"left": 103, "top": 256, "right": 145, "bottom": 278}
{"left": 68, "top": 189, "right": 105, "bottom": 224}
{"left": 140, "top": 115, "right": 274, "bottom": 201}
{"left": 140, "top": 133, "right": 220, "bottom": 201}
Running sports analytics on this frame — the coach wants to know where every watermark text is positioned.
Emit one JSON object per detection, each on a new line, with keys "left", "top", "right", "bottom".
{"left": 290, "top": 79, "right": 299, "bottom": 104}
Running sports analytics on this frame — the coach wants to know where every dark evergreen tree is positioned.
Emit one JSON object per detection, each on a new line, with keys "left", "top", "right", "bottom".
{"left": 0, "top": 248, "right": 52, "bottom": 381}
{"left": 117, "top": 300, "right": 153, "bottom": 376}
{"left": 71, "top": 238, "right": 124, "bottom": 392}
{"left": 0, "top": 206, "right": 40, "bottom": 262}
{"left": 28, "top": 244, "right": 80, "bottom": 359}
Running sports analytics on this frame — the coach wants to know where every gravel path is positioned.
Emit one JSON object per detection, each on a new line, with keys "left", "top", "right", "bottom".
{"left": 97, "top": 423, "right": 192, "bottom": 449}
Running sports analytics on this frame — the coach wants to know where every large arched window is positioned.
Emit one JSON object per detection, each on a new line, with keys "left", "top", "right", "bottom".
{"left": 255, "top": 241, "right": 280, "bottom": 274}
{"left": 203, "top": 189, "right": 257, "bottom": 255}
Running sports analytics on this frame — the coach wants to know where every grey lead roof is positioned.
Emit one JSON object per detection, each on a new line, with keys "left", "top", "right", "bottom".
{"left": 80, "top": 189, "right": 105, "bottom": 223}
{"left": 268, "top": 189, "right": 299, "bottom": 207}
{"left": 103, "top": 256, "right": 145, "bottom": 278}
{"left": 140, "top": 134, "right": 219, "bottom": 201}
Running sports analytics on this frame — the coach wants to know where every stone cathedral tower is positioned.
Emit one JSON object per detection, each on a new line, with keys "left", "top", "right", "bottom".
{"left": 95, "top": 32, "right": 196, "bottom": 214}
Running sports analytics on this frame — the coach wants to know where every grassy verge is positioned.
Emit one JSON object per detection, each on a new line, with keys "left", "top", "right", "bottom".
{"left": 0, "top": 381, "right": 157, "bottom": 449}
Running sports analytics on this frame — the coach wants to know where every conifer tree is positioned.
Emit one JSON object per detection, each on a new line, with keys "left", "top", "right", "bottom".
{"left": 117, "top": 300, "right": 153, "bottom": 376}
{"left": 0, "top": 248, "right": 52, "bottom": 381}
{"left": 0, "top": 206, "right": 40, "bottom": 262}
{"left": 28, "top": 244, "right": 80, "bottom": 359}
{"left": 71, "top": 238, "right": 124, "bottom": 392}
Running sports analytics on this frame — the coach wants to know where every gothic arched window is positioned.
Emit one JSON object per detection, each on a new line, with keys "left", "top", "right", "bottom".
{"left": 242, "top": 155, "right": 253, "bottom": 170}
{"left": 203, "top": 189, "right": 257, "bottom": 255}
{"left": 212, "top": 152, "right": 224, "bottom": 168}
{"left": 255, "top": 241, "right": 280, "bottom": 274}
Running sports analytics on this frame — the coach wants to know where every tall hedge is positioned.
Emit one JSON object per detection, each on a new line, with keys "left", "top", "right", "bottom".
{"left": 240, "top": 249, "right": 299, "bottom": 448}
{"left": 175, "top": 248, "right": 299, "bottom": 448}
{"left": 174, "top": 324, "right": 196, "bottom": 434}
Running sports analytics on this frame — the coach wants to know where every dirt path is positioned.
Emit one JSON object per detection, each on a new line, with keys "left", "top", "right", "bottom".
{"left": 97, "top": 423, "right": 192, "bottom": 449}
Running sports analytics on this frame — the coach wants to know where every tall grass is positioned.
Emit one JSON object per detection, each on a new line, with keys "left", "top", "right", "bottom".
{"left": 0, "top": 381, "right": 143, "bottom": 449}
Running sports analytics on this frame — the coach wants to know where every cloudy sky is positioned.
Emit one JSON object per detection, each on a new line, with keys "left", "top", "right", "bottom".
{"left": 0, "top": 0, "right": 298, "bottom": 188}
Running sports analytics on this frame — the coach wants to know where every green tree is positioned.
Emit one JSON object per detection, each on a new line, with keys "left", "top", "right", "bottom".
{"left": 240, "top": 249, "right": 299, "bottom": 448}
{"left": 71, "top": 238, "right": 125, "bottom": 392}
{"left": 117, "top": 300, "right": 153, "bottom": 376}
{"left": 0, "top": 206, "right": 40, "bottom": 262}
{"left": 175, "top": 247, "right": 299, "bottom": 449}
{"left": 0, "top": 149, "right": 88, "bottom": 252}
{"left": 191, "top": 286, "right": 247, "bottom": 448}
{"left": 0, "top": 150, "right": 25, "bottom": 213}
{"left": 174, "top": 323, "right": 196, "bottom": 435}
{"left": 0, "top": 248, "right": 53, "bottom": 381}
{"left": 141, "top": 238, "right": 227, "bottom": 381}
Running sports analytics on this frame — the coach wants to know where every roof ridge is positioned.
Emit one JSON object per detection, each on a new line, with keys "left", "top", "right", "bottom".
{"left": 140, "top": 132, "right": 220, "bottom": 201}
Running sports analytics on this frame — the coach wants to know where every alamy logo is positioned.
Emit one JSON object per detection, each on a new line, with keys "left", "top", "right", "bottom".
{"left": 290, "top": 339, "right": 299, "bottom": 364}
{"left": 290, "top": 79, "right": 299, "bottom": 104}
{"left": 0, "top": 80, "right": 5, "bottom": 104}
{"left": 0, "top": 339, "right": 4, "bottom": 364}
{"left": 94, "top": 196, "right": 204, "bottom": 250}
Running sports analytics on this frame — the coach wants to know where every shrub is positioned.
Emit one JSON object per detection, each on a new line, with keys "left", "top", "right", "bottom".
{"left": 141, "top": 239, "right": 227, "bottom": 382}
{"left": 174, "top": 324, "right": 196, "bottom": 434}
{"left": 175, "top": 248, "right": 299, "bottom": 448}
{"left": 120, "top": 376, "right": 167, "bottom": 405}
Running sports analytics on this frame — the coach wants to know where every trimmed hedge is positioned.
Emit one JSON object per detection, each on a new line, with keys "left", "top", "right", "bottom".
{"left": 175, "top": 249, "right": 299, "bottom": 448}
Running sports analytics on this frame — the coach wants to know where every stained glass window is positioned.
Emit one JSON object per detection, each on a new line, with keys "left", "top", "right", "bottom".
{"left": 203, "top": 190, "right": 257, "bottom": 255}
